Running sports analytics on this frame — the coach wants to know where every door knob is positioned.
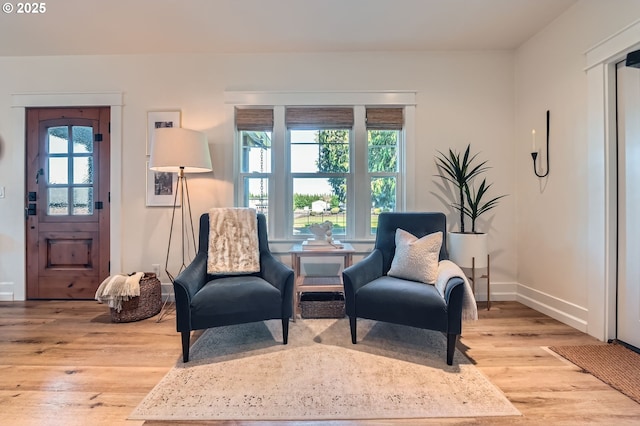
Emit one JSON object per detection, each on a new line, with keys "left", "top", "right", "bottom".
{"left": 24, "top": 205, "right": 37, "bottom": 219}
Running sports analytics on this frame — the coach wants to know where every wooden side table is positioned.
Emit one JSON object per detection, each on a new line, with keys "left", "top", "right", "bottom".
{"left": 289, "top": 243, "right": 355, "bottom": 321}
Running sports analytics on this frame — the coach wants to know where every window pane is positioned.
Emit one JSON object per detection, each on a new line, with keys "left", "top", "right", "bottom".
{"left": 241, "top": 131, "right": 271, "bottom": 173}
{"left": 48, "top": 158, "right": 68, "bottom": 184}
{"left": 73, "top": 157, "right": 93, "bottom": 184}
{"left": 290, "top": 139, "right": 320, "bottom": 173}
{"left": 48, "top": 126, "right": 68, "bottom": 154}
{"left": 371, "top": 177, "right": 396, "bottom": 213}
{"left": 48, "top": 188, "right": 68, "bottom": 215}
{"left": 72, "top": 126, "right": 94, "bottom": 153}
{"left": 291, "top": 130, "right": 349, "bottom": 173}
{"left": 73, "top": 187, "right": 93, "bottom": 215}
{"left": 371, "top": 177, "right": 396, "bottom": 234}
{"left": 244, "top": 177, "right": 269, "bottom": 216}
{"left": 368, "top": 130, "right": 398, "bottom": 172}
{"left": 293, "top": 178, "right": 346, "bottom": 236}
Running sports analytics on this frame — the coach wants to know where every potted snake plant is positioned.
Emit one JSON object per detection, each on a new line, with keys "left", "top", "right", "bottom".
{"left": 435, "top": 144, "right": 506, "bottom": 269}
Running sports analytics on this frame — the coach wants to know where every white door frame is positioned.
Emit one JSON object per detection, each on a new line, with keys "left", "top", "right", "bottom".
{"left": 586, "top": 19, "right": 640, "bottom": 341}
{"left": 11, "top": 92, "right": 123, "bottom": 301}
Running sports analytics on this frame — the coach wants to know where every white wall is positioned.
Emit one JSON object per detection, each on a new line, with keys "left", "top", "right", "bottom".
{"left": 515, "top": 1, "right": 640, "bottom": 333}
{"left": 0, "top": 50, "right": 516, "bottom": 300}
{"left": 3, "top": 1, "right": 640, "bottom": 340}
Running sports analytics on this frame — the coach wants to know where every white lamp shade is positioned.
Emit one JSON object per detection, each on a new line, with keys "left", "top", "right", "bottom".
{"left": 149, "top": 127, "right": 212, "bottom": 173}
{"left": 448, "top": 232, "right": 488, "bottom": 268}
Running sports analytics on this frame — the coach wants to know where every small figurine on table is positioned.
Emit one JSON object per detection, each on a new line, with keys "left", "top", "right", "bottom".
{"left": 308, "top": 221, "right": 333, "bottom": 244}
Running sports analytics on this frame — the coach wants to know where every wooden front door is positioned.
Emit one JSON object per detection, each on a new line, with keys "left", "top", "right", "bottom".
{"left": 26, "top": 107, "right": 110, "bottom": 299}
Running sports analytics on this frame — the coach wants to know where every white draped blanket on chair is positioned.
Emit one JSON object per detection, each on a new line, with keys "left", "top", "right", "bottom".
{"left": 435, "top": 260, "right": 478, "bottom": 321}
{"left": 207, "top": 208, "right": 260, "bottom": 275}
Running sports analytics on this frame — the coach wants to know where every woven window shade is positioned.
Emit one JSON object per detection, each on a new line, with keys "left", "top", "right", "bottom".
{"left": 236, "top": 108, "right": 274, "bottom": 131}
{"left": 366, "top": 107, "right": 404, "bottom": 130}
{"left": 286, "top": 107, "right": 354, "bottom": 129}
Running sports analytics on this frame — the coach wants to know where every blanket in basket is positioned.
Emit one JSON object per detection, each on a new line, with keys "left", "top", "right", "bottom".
{"left": 207, "top": 208, "right": 260, "bottom": 275}
{"left": 95, "top": 272, "right": 144, "bottom": 312}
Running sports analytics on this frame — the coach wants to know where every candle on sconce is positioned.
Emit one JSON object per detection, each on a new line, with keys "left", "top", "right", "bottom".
{"left": 531, "top": 110, "right": 550, "bottom": 178}
{"left": 531, "top": 129, "right": 536, "bottom": 152}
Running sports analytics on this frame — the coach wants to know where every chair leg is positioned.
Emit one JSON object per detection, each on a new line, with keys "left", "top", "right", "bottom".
{"left": 446, "top": 333, "right": 458, "bottom": 365}
{"left": 282, "top": 318, "right": 289, "bottom": 345}
{"left": 349, "top": 316, "right": 357, "bottom": 344}
{"left": 181, "top": 331, "right": 190, "bottom": 363}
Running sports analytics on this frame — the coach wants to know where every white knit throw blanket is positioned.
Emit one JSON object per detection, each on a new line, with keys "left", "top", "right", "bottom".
{"left": 94, "top": 272, "right": 144, "bottom": 312}
{"left": 434, "top": 260, "right": 478, "bottom": 321}
{"left": 207, "top": 208, "right": 260, "bottom": 275}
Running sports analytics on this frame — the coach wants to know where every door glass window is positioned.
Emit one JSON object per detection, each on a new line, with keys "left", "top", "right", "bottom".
{"left": 73, "top": 187, "right": 94, "bottom": 215}
{"left": 45, "top": 125, "right": 94, "bottom": 216}
{"left": 72, "top": 126, "right": 93, "bottom": 153}
{"left": 48, "top": 157, "right": 68, "bottom": 184}
{"left": 47, "top": 188, "right": 69, "bottom": 215}
{"left": 48, "top": 126, "right": 68, "bottom": 154}
{"left": 73, "top": 157, "right": 93, "bottom": 184}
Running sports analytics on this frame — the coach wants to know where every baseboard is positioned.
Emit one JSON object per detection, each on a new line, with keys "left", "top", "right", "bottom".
{"left": 0, "top": 282, "right": 14, "bottom": 301}
{"left": 516, "top": 284, "right": 588, "bottom": 333}
{"left": 161, "top": 282, "right": 175, "bottom": 302}
{"left": 473, "top": 280, "right": 517, "bottom": 302}
{"left": 0, "top": 277, "right": 590, "bottom": 335}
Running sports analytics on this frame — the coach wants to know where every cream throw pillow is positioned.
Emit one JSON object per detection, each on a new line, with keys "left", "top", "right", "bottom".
{"left": 388, "top": 229, "right": 442, "bottom": 284}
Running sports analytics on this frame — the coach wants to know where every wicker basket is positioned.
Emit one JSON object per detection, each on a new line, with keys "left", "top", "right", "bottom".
{"left": 300, "top": 292, "right": 345, "bottom": 319}
{"left": 110, "top": 273, "right": 162, "bottom": 323}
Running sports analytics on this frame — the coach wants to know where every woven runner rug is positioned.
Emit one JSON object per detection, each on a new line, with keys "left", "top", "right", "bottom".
{"left": 130, "top": 318, "right": 520, "bottom": 421}
{"left": 549, "top": 342, "right": 640, "bottom": 404}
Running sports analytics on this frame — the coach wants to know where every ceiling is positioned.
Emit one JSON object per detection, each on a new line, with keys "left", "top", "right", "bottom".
{"left": 0, "top": 0, "right": 577, "bottom": 56}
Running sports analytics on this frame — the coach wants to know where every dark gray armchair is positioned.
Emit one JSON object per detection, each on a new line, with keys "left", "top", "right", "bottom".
{"left": 342, "top": 212, "right": 466, "bottom": 365}
{"left": 173, "top": 213, "right": 294, "bottom": 362}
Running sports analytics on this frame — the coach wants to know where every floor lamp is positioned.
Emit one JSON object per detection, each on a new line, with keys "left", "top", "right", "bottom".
{"left": 149, "top": 127, "right": 212, "bottom": 321}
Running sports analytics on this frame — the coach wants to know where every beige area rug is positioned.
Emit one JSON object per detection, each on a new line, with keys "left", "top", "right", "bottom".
{"left": 130, "top": 318, "right": 520, "bottom": 421}
{"left": 550, "top": 342, "right": 640, "bottom": 404}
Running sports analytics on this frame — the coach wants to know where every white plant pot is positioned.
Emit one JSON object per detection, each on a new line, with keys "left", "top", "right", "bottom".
{"left": 448, "top": 232, "right": 488, "bottom": 268}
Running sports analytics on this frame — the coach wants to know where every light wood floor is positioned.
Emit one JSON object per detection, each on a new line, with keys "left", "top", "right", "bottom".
{"left": 1, "top": 301, "right": 639, "bottom": 425}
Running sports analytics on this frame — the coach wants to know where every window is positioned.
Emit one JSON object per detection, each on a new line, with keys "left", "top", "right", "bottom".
{"left": 237, "top": 109, "right": 273, "bottom": 220}
{"left": 46, "top": 125, "right": 94, "bottom": 216}
{"left": 232, "top": 92, "right": 413, "bottom": 241}
{"left": 287, "top": 107, "right": 353, "bottom": 237}
{"left": 366, "top": 108, "right": 403, "bottom": 233}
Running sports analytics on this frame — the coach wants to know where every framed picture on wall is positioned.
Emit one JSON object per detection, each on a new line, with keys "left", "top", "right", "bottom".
{"left": 146, "top": 161, "right": 180, "bottom": 207}
{"left": 147, "top": 110, "right": 181, "bottom": 155}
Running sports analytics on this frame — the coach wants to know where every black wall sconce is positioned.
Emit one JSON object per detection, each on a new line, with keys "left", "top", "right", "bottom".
{"left": 531, "top": 110, "right": 550, "bottom": 178}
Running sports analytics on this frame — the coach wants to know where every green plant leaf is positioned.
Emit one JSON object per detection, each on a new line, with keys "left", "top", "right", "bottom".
{"left": 435, "top": 144, "right": 505, "bottom": 233}
{"left": 462, "top": 178, "right": 507, "bottom": 232}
